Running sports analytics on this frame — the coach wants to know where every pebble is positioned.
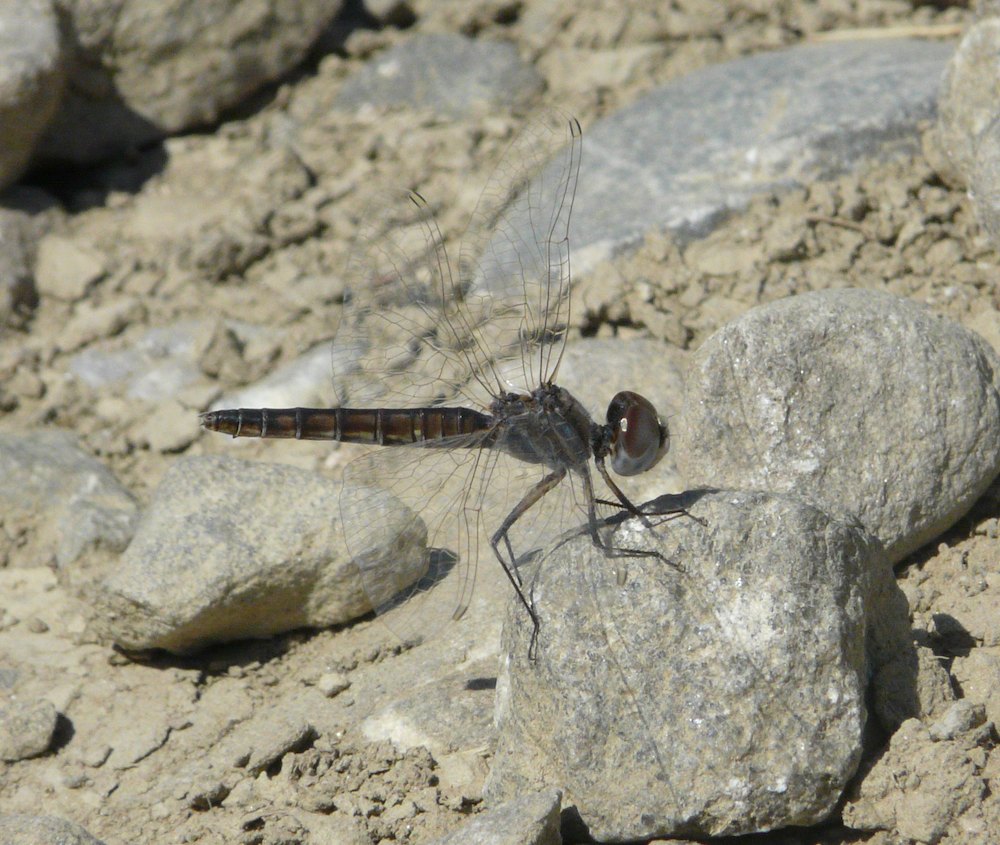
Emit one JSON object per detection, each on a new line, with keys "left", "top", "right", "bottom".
{"left": 426, "top": 789, "right": 561, "bottom": 845}
{"left": 0, "top": 698, "right": 58, "bottom": 761}
{"left": 932, "top": 18, "right": 1000, "bottom": 188}
{"left": 316, "top": 672, "right": 351, "bottom": 698}
{"left": 334, "top": 33, "right": 544, "bottom": 117}
{"left": 0, "top": 815, "right": 106, "bottom": 845}
{"left": 36, "top": 0, "right": 343, "bottom": 164}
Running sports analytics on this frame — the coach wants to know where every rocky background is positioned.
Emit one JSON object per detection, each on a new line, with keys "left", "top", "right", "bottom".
{"left": 1, "top": 1, "right": 999, "bottom": 844}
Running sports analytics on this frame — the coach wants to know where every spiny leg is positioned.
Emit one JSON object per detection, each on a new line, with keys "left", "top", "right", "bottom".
{"left": 588, "top": 459, "right": 688, "bottom": 586}
{"left": 594, "top": 457, "right": 707, "bottom": 528}
{"left": 490, "top": 467, "right": 566, "bottom": 658}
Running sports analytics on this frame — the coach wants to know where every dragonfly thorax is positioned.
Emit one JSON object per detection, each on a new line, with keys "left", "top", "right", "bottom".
{"left": 490, "top": 383, "right": 597, "bottom": 471}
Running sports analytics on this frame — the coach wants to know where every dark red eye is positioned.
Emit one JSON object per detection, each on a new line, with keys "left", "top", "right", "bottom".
{"left": 606, "top": 391, "right": 668, "bottom": 476}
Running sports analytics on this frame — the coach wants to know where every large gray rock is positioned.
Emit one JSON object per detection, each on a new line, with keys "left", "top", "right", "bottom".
{"left": 94, "top": 455, "right": 426, "bottom": 653}
{"left": 490, "top": 39, "right": 952, "bottom": 279}
{"left": 676, "top": 289, "right": 1000, "bottom": 563}
{"left": 334, "top": 34, "right": 544, "bottom": 117}
{"left": 485, "top": 490, "right": 911, "bottom": 840}
{"left": 0, "top": 430, "right": 139, "bottom": 568}
{"left": 37, "top": 0, "right": 344, "bottom": 164}
{"left": 0, "top": 0, "right": 64, "bottom": 188}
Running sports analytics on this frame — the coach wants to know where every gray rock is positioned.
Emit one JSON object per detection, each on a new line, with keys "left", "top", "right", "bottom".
{"left": 428, "top": 789, "right": 561, "bottom": 845}
{"left": 928, "top": 700, "right": 987, "bottom": 742}
{"left": 676, "top": 289, "right": 1000, "bottom": 563}
{"left": 0, "top": 0, "right": 64, "bottom": 188}
{"left": 0, "top": 430, "right": 139, "bottom": 568}
{"left": 933, "top": 18, "right": 1000, "bottom": 188}
{"left": 485, "top": 490, "right": 911, "bottom": 840}
{"left": 0, "top": 698, "right": 57, "bottom": 761}
{"left": 37, "top": 0, "right": 344, "bottom": 164}
{"left": 94, "top": 455, "right": 426, "bottom": 653}
{"left": 0, "top": 815, "right": 106, "bottom": 845}
{"left": 334, "top": 34, "right": 544, "bottom": 117}
{"left": 493, "top": 40, "right": 952, "bottom": 279}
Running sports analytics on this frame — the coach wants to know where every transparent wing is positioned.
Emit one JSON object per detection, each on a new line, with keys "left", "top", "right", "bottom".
{"left": 333, "top": 111, "right": 583, "bottom": 412}
{"left": 462, "top": 111, "right": 582, "bottom": 395}
{"left": 331, "top": 111, "right": 586, "bottom": 639}
{"left": 341, "top": 424, "right": 600, "bottom": 645}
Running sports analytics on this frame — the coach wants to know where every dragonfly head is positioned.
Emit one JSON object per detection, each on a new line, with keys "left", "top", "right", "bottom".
{"left": 605, "top": 391, "right": 669, "bottom": 476}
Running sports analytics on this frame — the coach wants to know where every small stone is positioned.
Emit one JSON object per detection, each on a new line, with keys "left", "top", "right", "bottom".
{"left": 929, "top": 701, "right": 987, "bottom": 742}
{"left": 934, "top": 18, "right": 1000, "bottom": 188}
{"left": 316, "top": 672, "right": 351, "bottom": 698}
{"left": 428, "top": 789, "right": 561, "bottom": 845}
{"left": 0, "top": 0, "right": 64, "bottom": 188}
{"left": 34, "top": 235, "right": 107, "bottom": 301}
{"left": 334, "top": 34, "right": 544, "bottom": 118}
{"left": 93, "top": 456, "right": 425, "bottom": 653}
{"left": 0, "top": 698, "right": 58, "bottom": 761}
{"left": 0, "top": 815, "right": 106, "bottom": 845}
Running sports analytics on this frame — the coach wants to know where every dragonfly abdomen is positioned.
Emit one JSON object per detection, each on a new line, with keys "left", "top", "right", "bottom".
{"left": 200, "top": 407, "right": 494, "bottom": 445}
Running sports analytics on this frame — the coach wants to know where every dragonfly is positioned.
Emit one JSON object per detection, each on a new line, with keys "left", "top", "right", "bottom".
{"left": 200, "top": 113, "right": 682, "bottom": 652}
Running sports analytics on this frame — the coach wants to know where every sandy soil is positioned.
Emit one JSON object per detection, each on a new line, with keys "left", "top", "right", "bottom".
{"left": 2, "top": 2, "right": 997, "bottom": 844}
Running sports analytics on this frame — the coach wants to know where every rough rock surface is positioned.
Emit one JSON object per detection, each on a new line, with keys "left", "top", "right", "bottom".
{"left": 0, "top": 697, "right": 58, "bottom": 761}
{"left": 94, "top": 455, "right": 426, "bottom": 653}
{"left": 486, "top": 490, "right": 912, "bottom": 840}
{"left": 676, "top": 288, "right": 1000, "bottom": 563}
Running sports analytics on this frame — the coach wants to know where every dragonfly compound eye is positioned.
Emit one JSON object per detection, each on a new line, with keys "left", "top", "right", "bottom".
{"left": 607, "top": 391, "right": 669, "bottom": 476}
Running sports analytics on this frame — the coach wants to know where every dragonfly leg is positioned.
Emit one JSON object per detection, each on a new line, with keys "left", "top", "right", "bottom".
{"left": 594, "top": 456, "right": 706, "bottom": 527}
{"left": 586, "top": 460, "right": 685, "bottom": 586}
{"left": 490, "top": 466, "right": 567, "bottom": 658}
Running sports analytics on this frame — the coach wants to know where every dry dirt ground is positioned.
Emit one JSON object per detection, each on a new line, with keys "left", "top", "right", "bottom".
{"left": 2, "top": 2, "right": 998, "bottom": 844}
